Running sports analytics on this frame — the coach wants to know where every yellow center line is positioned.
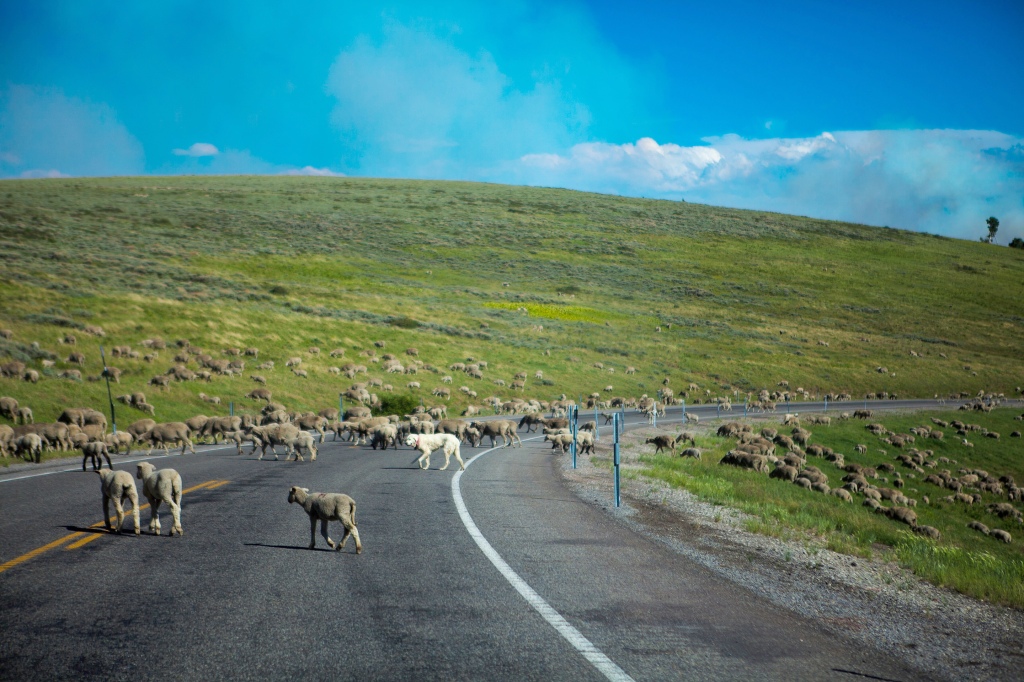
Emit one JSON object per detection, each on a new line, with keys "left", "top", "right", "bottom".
{"left": 0, "top": 533, "right": 84, "bottom": 574}
{"left": 2, "top": 479, "right": 228, "bottom": 570}
{"left": 66, "top": 534, "right": 104, "bottom": 550}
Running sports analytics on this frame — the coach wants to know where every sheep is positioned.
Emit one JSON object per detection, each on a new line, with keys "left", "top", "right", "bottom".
{"left": 285, "top": 357, "right": 302, "bottom": 368}
{"left": 406, "top": 433, "right": 464, "bottom": 470}
{"left": 967, "top": 521, "right": 990, "bottom": 535}
{"left": 575, "top": 431, "right": 595, "bottom": 455}
{"left": 250, "top": 374, "right": 267, "bottom": 384}
{"left": 22, "top": 369, "right": 39, "bottom": 383}
{"left": 646, "top": 435, "right": 676, "bottom": 454}
{"left": 830, "top": 488, "right": 853, "bottom": 502}
{"left": 104, "top": 431, "right": 134, "bottom": 456}
{"left": 81, "top": 441, "right": 113, "bottom": 471}
{"left": 293, "top": 369, "right": 308, "bottom": 378}
{"left": 288, "top": 486, "right": 362, "bottom": 553}
{"left": 136, "top": 462, "right": 183, "bottom": 536}
{"left": 96, "top": 468, "right": 140, "bottom": 535}
{"left": 15, "top": 433, "right": 43, "bottom": 462}
{"left": 680, "top": 447, "right": 701, "bottom": 460}
{"left": 247, "top": 388, "right": 272, "bottom": 402}
{"left": 913, "top": 525, "right": 941, "bottom": 540}
{"left": 0, "top": 396, "right": 18, "bottom": 420}
{"left": 16, "top": 407, "right": 33, "bottom": 424}
{"left": 141, "top": 423, "right": 196, "bottom": 456}
{"left": 990, "top": 529, "right": 1012, "bottom": 543}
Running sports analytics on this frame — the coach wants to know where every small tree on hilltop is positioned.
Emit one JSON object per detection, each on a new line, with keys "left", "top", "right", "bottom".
{"left": 981, "top": 216, "right": 999, "bottom": 244}
{"left": 1010, "top": 237, "right": 1024, "bottom": 250}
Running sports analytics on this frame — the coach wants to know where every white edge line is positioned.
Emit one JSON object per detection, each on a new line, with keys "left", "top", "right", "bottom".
{"left": 0, "top": 443, "right": 237, "bottom": 483}
{"left": 452, "top": 436, "right": 636, "bottom": 682}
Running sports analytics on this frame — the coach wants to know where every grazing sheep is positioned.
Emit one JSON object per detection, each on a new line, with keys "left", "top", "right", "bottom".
{"left": 830, "top": 488, "right": 853, "bottom": 502}
{"left": 990, "top": 529, "right": 1012, "bottom": 543}
{"left": 22, "top": 369, "right": 39, "bottom": 383}
{"left": 646, "top": 435, "right": 676, "bottom": 454}
{"left": 81, "top": 442, "right": 113, "bottom": 471}
{"left": 15, "top": 434, "right": 43, "bottom": 462}
{"left": 288, "top": 486, "right": 362, "bottom": 553}
{"left": 247, "top": 388, "right": 272, "bottom": 402}
{"left": 680, "top": 447, "right": 701, "bottom": 460}
{"left": 96, "top": 468, "right": 140, "bottom": 535}
{"left": 967, "top": 521, "right": 990, "bottom": 535}
{"left": 913, "top": 525, "right": 941, "bottom": 540}
{"left": 293, "top": 369, "right": 308, "bottom": 378}
{"left": 16, "top": 407, "right": 33, "bottom": 424}
{"left": 406, "top": 433, "right": 464, "bottom": 471}
{"left": 0, "top": 396, "right": 18, "bottom": 420}
{"left": 136, "top": 462, "right": 183, "bottom": 536}
{"left": 684, "top": 413, "right": 699, "bottom": 424}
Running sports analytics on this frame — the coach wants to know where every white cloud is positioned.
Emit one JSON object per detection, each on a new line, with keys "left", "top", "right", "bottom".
{"left": 507, "top": 129, "right": 1024, "bottom": 240}
{"left": 172, "top": 142, "right": 220, "bottom": 157}
{"left": 0, "top": 85, "right": 144, "bottom": 178}
{"left": 281, "top": 166, "right": 344, "bottom": 177}
{"left": 325, "top": 22, "right": 588, "bottom": 178}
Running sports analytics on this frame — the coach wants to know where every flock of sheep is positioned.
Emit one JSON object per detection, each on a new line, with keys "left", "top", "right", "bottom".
{"left": 637, "top": 408, "right": 1023, "bottom": 545}
{"left": 2, "top": 327, "right": 1021, "bottom": 552}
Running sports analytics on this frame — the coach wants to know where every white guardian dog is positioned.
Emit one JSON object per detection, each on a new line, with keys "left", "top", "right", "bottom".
{"left": 405, "top": 433, "right": 464, "bottom": 471}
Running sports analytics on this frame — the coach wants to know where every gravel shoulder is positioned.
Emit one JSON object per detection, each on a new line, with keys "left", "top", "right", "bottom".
{"left": 559, "top": 423, "right": 1024, "bottom": 682}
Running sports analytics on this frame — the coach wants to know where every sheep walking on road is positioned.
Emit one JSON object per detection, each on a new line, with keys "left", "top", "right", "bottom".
{"left": 405, "top": 433, "right": 464, "bottom": 471}
{"left": 137, "top": 462, "right": 183, "bottom": 536}
{"left": 96, "top": 468, "right": 140, "bottom": 535}
{"left": 288, "top": 486, "right": 362, "bottom": 553}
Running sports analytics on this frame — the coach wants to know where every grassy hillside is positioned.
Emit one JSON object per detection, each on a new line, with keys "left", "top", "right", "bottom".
{"left": 627, "top": 408, "right": 1024, "bottom": 606}
{"left": 0, "top": 175, "right": 1022, "bottom": 429}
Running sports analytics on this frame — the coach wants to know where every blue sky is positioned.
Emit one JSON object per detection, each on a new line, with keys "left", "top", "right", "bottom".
{"left": 1, "top": 1, "right": 1022, "bottom": 240}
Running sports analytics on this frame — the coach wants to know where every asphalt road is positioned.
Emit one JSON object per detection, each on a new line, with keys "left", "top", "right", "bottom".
{"left": 0, "top": 399, "right": 971, "bottom": 681}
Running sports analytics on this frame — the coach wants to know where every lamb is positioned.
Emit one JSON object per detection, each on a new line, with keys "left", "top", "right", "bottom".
{"left": 675, "top": 431, "right": 696, "bottom": 447}
{"left": 288, "top": 486, "right": 362, "bottom": 553}
{"left": 96, "top": 468, "right": 140, "bottom": 535}
{"left": 405, "top": 433, "right": 464, "bottom": 471}
{"left": 575, "top": 431, "right": 595, "bottom": 455}
{"left": 136, "top": 462, "right": 183, "bottom": 536}
{"left": 830, "top": 488, "right": 853, "bottom": 502}
{"left": 16, "top": 407, "right": 33, "bottom": 424}
{"left": 246, "top": 388, "right": 272, "bottom": 402}
{"left": 680, "top": 447, "right": 701, "bottom": 460}
{"left": 81, "top": 441, "right": 113, "bottom": 471}
{"left": 684, "top": 413, "right": 699, "bottom": 424}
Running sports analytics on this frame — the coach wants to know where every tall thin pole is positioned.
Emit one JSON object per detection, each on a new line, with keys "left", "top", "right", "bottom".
{"left": 570, "top": 404, "right": 578, "bottom": 469}
{"left": 594, "top": 403, "right": 599, "bottom": 441}
{"left": 613, "top": 413, "right": 621, "bottom": 507}
{"left": 99, "top": 346, "right": 117, "bottom": 435}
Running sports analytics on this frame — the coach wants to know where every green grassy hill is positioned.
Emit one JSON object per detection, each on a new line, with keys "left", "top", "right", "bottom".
{"left": 1, "top": 175, "right": 1022, "bottom": 427}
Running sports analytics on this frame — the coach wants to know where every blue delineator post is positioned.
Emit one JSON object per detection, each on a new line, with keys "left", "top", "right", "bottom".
{"left": 824, "top": 395, "right": 829, "bottom": 413}
{"left": 613, "top": 413, "right": 621, "bottom": 508}
{"left": 682, "top": 399, "right": 686, "bottom": 417}
{"left": 339, "top": 393, "right": 344, "bottom": 418}
{"left": 229, "top": 401, "right": 234, "bottom": 417}
{"left": 570, "top": 404, "right": 578, "bottom": 469}
{"left": 99, "top": 346, "right": 117, "bottom": 435}
{"left": 744, "top": 398, "right": 748, "bottom": 418}
{"left": 594, "top": 404, "right": 600, "bottom": 441}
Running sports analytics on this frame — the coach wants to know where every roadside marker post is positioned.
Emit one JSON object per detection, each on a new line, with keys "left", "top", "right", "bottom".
{"left": 717, "top": 402, "right": 721, "bottom": 419}
{"left": 229, "top": 401, "right": 234, "bottom": 417}
{"left": 824, "top": 395, "right": 829, "bottom": 413}
{"left": 99, "top": 346, "right": 117, "bottom": 436}
{"left": 570, "top": 404, "right": 578, "bottom": 469}
{"left": 594, "top": 405, "right": 599, "bottom": 441}
{"left": 682, "top": 399, "right": 686, "bottom": 417}
{"left": 744, "top": 399, "right": 748, "bottom": 418}
{"left": 339, "top": 393, "right": 344, "bottom": 418}
{"left": 613, "top": 413, "right": 621, "bottom": 508}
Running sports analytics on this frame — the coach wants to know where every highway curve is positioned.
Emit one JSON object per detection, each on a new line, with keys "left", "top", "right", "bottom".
{"left": 0, "top": 401, "right": 952, "bottom": 681}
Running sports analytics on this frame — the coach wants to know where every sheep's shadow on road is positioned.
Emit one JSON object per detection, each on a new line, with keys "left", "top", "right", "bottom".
{"left": 243, "top": 542, "right": 337, "bottom": 553}
{"left": 63, "top": 525, "right": 118, "bottom": 535}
